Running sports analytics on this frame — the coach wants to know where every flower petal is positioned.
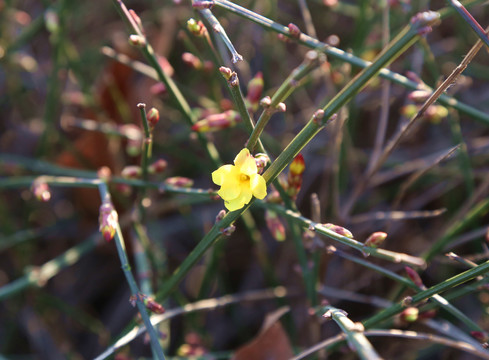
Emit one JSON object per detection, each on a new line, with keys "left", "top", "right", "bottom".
{"left": 212, "top": 164, "right": 235, "bottom": 186}
{"left": 250, "top": 174, "right": 267, "bottom": 199}
{"left": 234, "top": 148, "right": 250, "bottom": 168}
{"left": 218, "top": 177, "right": 241, "bottom": 200}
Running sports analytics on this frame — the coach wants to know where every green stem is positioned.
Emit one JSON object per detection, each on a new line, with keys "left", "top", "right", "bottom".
{"left": 247, "top": 51, "right": 321, "bottom": 152}
{"left": 112, "top": 0, "right": 221, "bottom": 168}
{"left": 423, "top": 197, "right": 489, "bottom": 260}
{"left": 362, "top": 259, "right": 489, "bottom": 329}
{"left": 198, "top": 8, "right": 243, "bottom": 63}
{"left": 262, "top": 202, "right": 425, "bottom": 267}
{"left": 97, "top": 183, "right": 166, "bottom": 359}
{"left": 331, "top": 248, "right": 484, "bottom": 332}
{"left": 214, "top": 0, "right": 489, "bottom": 125}
{"left": 321, "top": 306, "right": 382, "bottom": 360}
{"left": 0, "top": 234, "right": 98, "bottom": 301}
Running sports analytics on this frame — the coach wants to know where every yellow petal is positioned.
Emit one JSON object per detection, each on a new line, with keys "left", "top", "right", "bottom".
{"left": 250, "top": 174, "right": 267, "bottom": 199}
{"left": 212, "top": 164, "right": 235, "bottom": 185}
{"left": 218, "top": 178, "right": 241, "bottom": 200}
{"left": 234, "top": 148, "right": 250, "bottom": 168}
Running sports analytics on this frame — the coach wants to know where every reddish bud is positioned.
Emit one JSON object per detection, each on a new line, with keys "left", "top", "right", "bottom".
{"left": 144, "top": 297, "right": 165, "bottom": 314}
{"left": 471, "top": 331, "right": 489, "bottom": 343}
{"left": 260, "top": 96, "right": 272, "bottom": 108}
{"left": 128, "top": 34, "right": 145, "bottom": 47}
{"left": 265, "top": 210, "right": 286, "bottom": 241}
{"left": 31, "top": 179, "right": 51, "bottom": 202}
{"left": 323, "top": 223, "right": 353, "bottom": 238}
{"left": 97, "top": 166, "right": 112, "bottom": 181}
{"left": 220, "top": 224, "right": 236, "bottom": 236}
{"left": 364, "top": 232, "right": 387, "bottom": 248}
{"left": 157, "top": 56, "right": 174, "bottom": 77}
{"left": 277, "top": 102, "right": 287, "bottom": 112}
{"left": 182, "top": 52, "right": 203, "bottom": 70}
{"left": 165, "top": 176, "right": 194, "bottom": 188}
{"left": 246, "top": 72, "right": 264, "bottom": 108}
{"left": 289, "top": 154, "right": 305, "bottom": 176}
{"left": 405, "top": 266, "right": 424, "bottom": 288}
{"left": 219, "top": 66, "right": 234, "bottom": 81}
{"left": 400, "top": 307, "right": 419, "bottom": 323}
{"left": 191, "top": 110, "right": 241, "bottom": 132}
{"left": 147, "top": 107, "right": 160, "bottom": 129}
{"left": 121, "top": 165, "right": 142, "bottom": 179}
{"left": 407, "top": 89, "right": 431, "bottom": 103}
{"left": 99, "top": 201, "right": 118, "bottom": 242}
{"left": 187, "top": 18, "right": 207, "bottom": 37}
{"left": 116, "top": 183, "right": 132, "bottom": 196}
{"left": 192, "top": 0, "right": 215, "bottom": 9}
{"left": 288, "top": 23, "right": 301, "bottom": 38}
{"left": 215, "top": 209, "right": 227, "bottom": 223}
{"left": 255, "top": 153, "right": 270, "bottom": 174}
{"left": 486, "top": 227, "right": 489, "bottom": 244}
{"left": 148, "top": 159, "right": 167, "bottom": 174}
{"left": 150, "top": 82, "right": 167, "bottom": 95}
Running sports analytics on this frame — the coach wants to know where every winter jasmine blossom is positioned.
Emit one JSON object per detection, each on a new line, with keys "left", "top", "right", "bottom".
{"left": 212, "top": 148, "right": 267, "bottom": 211}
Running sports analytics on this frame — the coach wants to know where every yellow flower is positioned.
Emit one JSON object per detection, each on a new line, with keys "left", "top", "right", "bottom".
{"left": 212, "top": 148, "right": 267, "bottom": 211}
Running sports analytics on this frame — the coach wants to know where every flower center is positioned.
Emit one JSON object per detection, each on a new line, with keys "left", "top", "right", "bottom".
{"left": 240, "top": 173, "right": 250, "bottom": 182}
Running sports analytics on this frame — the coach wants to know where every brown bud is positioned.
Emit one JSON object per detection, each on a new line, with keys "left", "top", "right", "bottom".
{"left": 405, "top": 266, "right": 424, "bottom": 288}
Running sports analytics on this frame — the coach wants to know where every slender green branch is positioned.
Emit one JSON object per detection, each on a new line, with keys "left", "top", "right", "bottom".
{"left": 362, "top": 260, "right": 489, "bottom": 329}
{"left": 247, "top": 50, "right": 322, "bottom": 152}
{"left": 112, "top": 0, "right": 221, "bottom": 168}
{"left": 97, "top": 183, "right": 166, "bottom": 360}
{"left": 321, "top": 306, "right": 382, "bottom": 360}
{"left": 0, "top": 234, "right": 99, "bottom": 301}
{"left": 197, "top": 8, "right": 243, "bottom": 63}
{"left": 214, "top": 0, "right": 489, "bottom": 125}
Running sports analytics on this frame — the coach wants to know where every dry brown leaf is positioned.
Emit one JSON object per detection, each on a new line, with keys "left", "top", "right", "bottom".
{"left": 232, "top": 307, "right": 293, "bottom": 360}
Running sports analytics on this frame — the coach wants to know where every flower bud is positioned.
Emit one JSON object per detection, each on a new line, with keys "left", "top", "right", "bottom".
{"left": 144, "top": 296, "right": 165, "bottom": 314}
{"left": 265, "top": 210, "right": 286, "bottom": 241}
{"left": 147, "top": 107, "right": 160, "bottom": 129}
{"left": 470, "top": 331, "right": 489, "bottom": 344}
{"left": 31, "top": 179, "right": 51, "bottom": 202}
{"left": 121, "top": 165, "right": 142, "bottom": 179}
{"left": 364, "top": 232, "right": 387, "bottom": 248}
{"left": 165, "top": 176, "right": 194, "bottom": 188}
{"left": 287, "top": 154, "right": 305, "bottom": 198}
{"left": 182, "top": 52, "right": 203, "bottom": 70}
{"left": 99, "top": 201, "right": 118, "bottom": 242}
{"left": 323, "top": 223, "right": 353, "bottom": 238}
{"left": 400, "top": 104, "right": 418, "bottom": 118}
{"left": 277, "top": 102, "right": 287, "bottom": 112}
{"left": 405, "top": 266, "right": 424, "bottom": 288}
{"left": 220, "top": 224, "right": 236, "bottom": 236}
{"left": 192, "top": 0, "right": 215, "bottom": 9}
{"left": 255, "top": 153, "right": 270, "bottom": 174}
{"left": 260, "top": 96, "right": 272, "bottom": 108}
{"left": 219, "top": 66, "right": 234, "bottom": 81}
{"left": 148, "top": 159, "right": 167, "bottom": 174}
{"left": 407, "top": 89, "right": 431, "bottom": 103}
{"left": 288, "top": 23, "right": 301, "bottom": 38}
{"left": 424, "top": 104, "right": 448, "bottom": 124}
{"left": 150, "top": 82, "right": 167, "bottom": 95}
{"left": 215, "top": 209, "right": 227, "bottom": 223}
{"left": 191, "top": 110, "right": 241, "bottom": 132}
{"left": 187, "top": 18, "right": 206, "bottom": 37}
{"left": 400, "top": 306, "right": 419, "bottom": 323}
{"left": 129, "top": 34, "right": 145, "bottom": 47}
{"left": 97, "top": 166, "right": 112, "bottom": 181}
{"left": 246, "top": 72, "right": 264, "bottom": 110}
